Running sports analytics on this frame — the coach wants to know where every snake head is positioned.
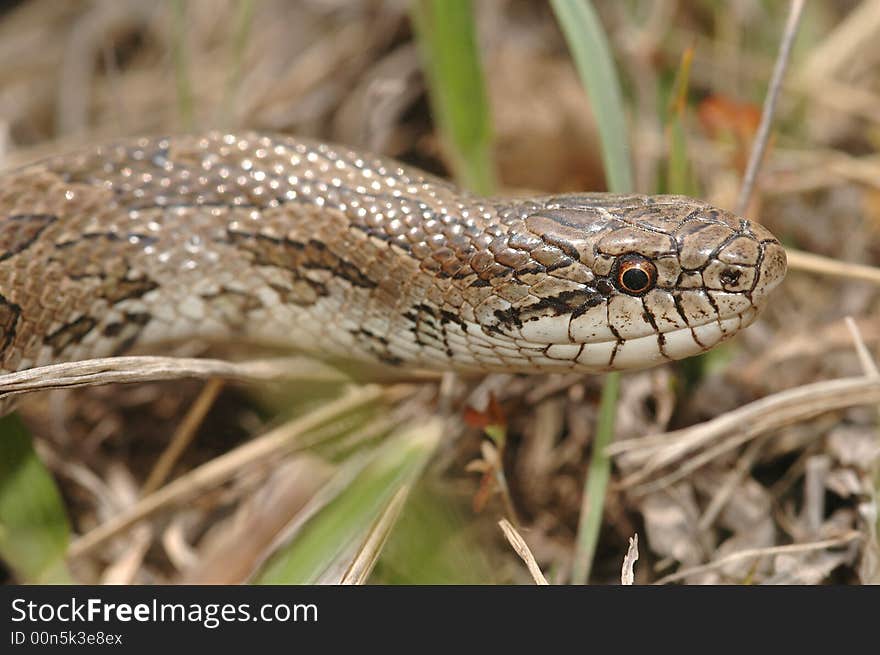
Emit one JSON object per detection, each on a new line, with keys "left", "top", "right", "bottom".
{"left": 481, "top": 193, "right": 786, "bottom": 371}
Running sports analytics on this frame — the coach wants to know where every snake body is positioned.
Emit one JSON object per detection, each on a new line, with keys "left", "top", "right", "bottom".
{"left": 0, "top": 132, "right": 786, "bottom": 376}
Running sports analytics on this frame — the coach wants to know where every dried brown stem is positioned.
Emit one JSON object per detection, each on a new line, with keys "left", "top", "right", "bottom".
{"left": 736, "top": 0, "right": 806, "bottom": 214}
{"left": 68, "top": 385, "right": 390, "bottom": 559}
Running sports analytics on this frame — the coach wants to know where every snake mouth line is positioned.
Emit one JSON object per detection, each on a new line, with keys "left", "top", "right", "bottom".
{"left": 602, "top": 306, "right": 759, "bottom": 371}
{"left": 532, "top": 305, "right": 755, "bottom": 372}
{"left": 476, "top": 305, "right": 760, "bottom": 374}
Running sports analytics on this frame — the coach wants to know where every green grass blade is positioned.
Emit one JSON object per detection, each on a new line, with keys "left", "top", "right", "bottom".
{"left": 551, "top": 0, "right": 632, "bottom": 584}
{"left": 663, "top": 47, "right": 733, "bottom": 385}
{"left": 170, "top": 0, "right": 194, "bottom": 130}
{"left": 410, "top": 0, "right": 496, "bottom": 194}
{"left": 665, "top": 47, "right": 698, "bottom": 197}
{"left": 550, "top": 0, "right": 633, "bottom": 194}
{"left": 571, "top": 371, "right": 618, "bottom": 584}
{"left": 0, "top": 415, "right": 73, "bottom": 583}
{"left": 221, "top": 0, "right": 256, "bottom": 126}
{"left": 253, "top": 419, "right": 443, "bottom": 584}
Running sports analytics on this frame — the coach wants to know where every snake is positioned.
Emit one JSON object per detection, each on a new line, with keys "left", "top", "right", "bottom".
{"left": 0, "top": 131, "right": 786, "bottom": 378}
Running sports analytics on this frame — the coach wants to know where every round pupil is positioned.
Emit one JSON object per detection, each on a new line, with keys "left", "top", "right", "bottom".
{"left": 622, "top": 267, "right": 649, "bottom": 291}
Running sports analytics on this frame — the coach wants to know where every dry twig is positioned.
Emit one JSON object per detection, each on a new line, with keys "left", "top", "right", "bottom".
{"left": 621, "top": 534, "right": 639, "bottom": 585}
{"left": 736, "top": 0, "right": 805, "bottom": 213}
{"left": 0, "top": 355, "right": 350, "bottom": 403}
{"left": 142, "top": 379, "right": 225, "bottom": 494}
{"left": 655, "top": 531, "right": 862, "bottom": 585}
{"left": 499, "top": 519, "right": 549, "bottom": 585}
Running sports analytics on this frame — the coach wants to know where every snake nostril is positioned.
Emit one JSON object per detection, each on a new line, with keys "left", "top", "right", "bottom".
{"left": 720, "top": 268, "right": 742, "bottom": 287}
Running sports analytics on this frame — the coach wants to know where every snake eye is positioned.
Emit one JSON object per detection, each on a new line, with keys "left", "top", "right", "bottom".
{"left": 615, "top": 255, "right": 657, "bottom": 295}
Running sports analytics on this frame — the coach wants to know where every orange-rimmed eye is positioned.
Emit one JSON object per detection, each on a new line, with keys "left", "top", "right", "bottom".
{"left": 615, "top": 255, "right": 657, "bottom": 295}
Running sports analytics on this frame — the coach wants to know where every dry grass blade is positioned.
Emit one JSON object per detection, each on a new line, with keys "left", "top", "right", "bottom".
{"left": 499, "top": 518, "right": 549, "bottom": 585}
{"left": 141, "top": 378, "right": 225, "bottom": 494}
{"left": 654, "top": 531, "right": 862, "bottom": 585}
{"left": 610, "top": 376, "right": 880, "bottom": 491}
{"left": 249, "top": 449, "right": 379, "bottom": 583}
{"left": 798, "top": 0, "right": 880, "bottom": 84}
{"left": 845, "top": 314, "right": 880, "bottom": 583}
{"left": 182, "top": 455, "right": 337, "bottom": 584}
{"left": 736, "top": 0, "right": 805, "bottom": 214}
{"left": 340, "top": 485, "right": 412, "bottom": 585}
{"left": 736, "top": 317, "right": 878, "bottom": 383}
{"left": 621, "top": 534, "right": 638, "bottom": 585}
{"left": 68, "top": 384, "right": 391, "bottom": 559}
{"left": 0, "top": 355, "right": 351, "bottom": 403}
{"left": 763, "top": 153, "right": 880, "bottom": 193}
{"left": 697, "top": 437, "right": 767, "bottom": 532}
{"left": 786, "top": 249, "right": 880, "bottom": 285}
{"left": 255, "top": 418, "right": 443, "bottom": 584}
{"left": 253, "top": 449, "right": 379, "bottom": 583}
{"left": 169, "top": 0, "right": 193, "bottom": 129}
{"left": 845, "top": 317, "right": 880, "bottom": 377}
{"left": 220, "top": 0, "right": 255, "bottom": 125}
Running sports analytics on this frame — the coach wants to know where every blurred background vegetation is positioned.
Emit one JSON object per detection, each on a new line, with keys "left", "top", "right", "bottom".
{"left": 0, "top": 0, "right": 878, "bottom": 585}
